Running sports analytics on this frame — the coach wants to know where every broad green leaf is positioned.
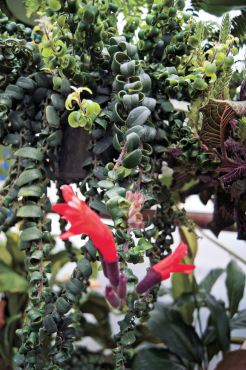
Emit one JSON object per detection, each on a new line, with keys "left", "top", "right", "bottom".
{"left": 20, "top": 227, "right": 42, "bottom": 242}
{"left": 226, "top": 260, "right": 245, "bottom": 317}
{"left": 148, "top": 305, "right": 203, "bottom": 364}
{"left": 18, "top": 185, "right": 44, "bottom": 198}
{"left": 15, "top": 147, "right": 43, "bottom": 161}
{"left": 172, "top": 226, "right": 198, "bottom": 323}
{"left": 122, "top": 149, "right": 142, "bottom": 168}
{"left": 46, "top": 106, "right": 60, "bottom": 128}
{"left": 133, "top": 347, "right": 186, "bottom": 370}
{"left": 199, "top": 268, "right": 224, "bottom": 293}
{"left": 17, "top": 205, "right": 43, "bottom": 218}
{"left": 126, "top": 106, "right": 151, "bottom": 127}
{"left": 16, "top": 169, "right": 42, "bottom": 187}
{"left": 0, "top": 261, "right": 27, "bottom": 293}
{"left": 206, "top": 294, "right": 230, "bottom": 352}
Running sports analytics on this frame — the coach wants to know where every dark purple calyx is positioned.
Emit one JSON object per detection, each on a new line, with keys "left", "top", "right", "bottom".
{"left": 105, "top": 286, "right": 120, "bottom": 308}
{"left": 105, "top": 260, "right": 120, "bottom": 287}
{"left": 136, "top": 268, "right": 161, "bottom": 294}
{"left": 117, "top": 274, "right": 127, "bottom": 299}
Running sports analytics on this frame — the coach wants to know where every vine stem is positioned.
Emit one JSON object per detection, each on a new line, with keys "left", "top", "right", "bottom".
{"left": 198, "top": 227, "right": 246, "bottom": 265}
{"left": 113, "top": 143, "right": 127, "bottom": 170}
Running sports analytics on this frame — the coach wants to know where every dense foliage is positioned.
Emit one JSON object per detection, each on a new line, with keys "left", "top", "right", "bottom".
{"left": 0, "top": 1, "right": 245, "bottom": 369}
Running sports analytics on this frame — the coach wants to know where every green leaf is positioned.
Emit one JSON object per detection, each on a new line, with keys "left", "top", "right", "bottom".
{"left": 46, "top": 106, "right": 60, "bottom": 128}
{"left": 161, "top": 101, "right": 174, "bottom": 113}
{"left": 226, "top": 260, "right": 245, "bottom": 317}
{"left": 121, "top": 331, "right": 136, "bottom": 346}
{"left": 172, "top": 226, "right": 198, "bottom": 323}
{"left": 20, "top": 227, "right": 42, "bottom": 242}
{"left": 68, "top": 111, "right": 81, "bottom": 128}
{"left": 43, "top": 314, "right": 57, "bottom": 334}
{"left": 206, "top": 294, "right": 230, "bottom": 352}
{"left": 0, "top": 261, "right": 27, "bottom": 293}
{"left": 199, "top": 268, "right": 224, "bottom": 293}
{"left": 26, "top": 0, "right": 45, "bottom": 17}
{"left": 133, "top": 347, "right": 186, "bottom": 370}
{"left": 15, "top": 147, "right": 43, "bottom": 161}
{"left": 98, "top": 180, "right": 114, "bottom": 189}
{"left": 16, "top": 169, "right": 42, "bottom": 187}
{"left": 105, "top": 186, "right": 126, "bottom": 198}
{"left": 126, "top": 106, "right": 151, "bottom": 127}
{"left": 89, "top": 199, "right": 108, "bottom": 214}
{"left": 83, "top": 99, "right": 101, "bottom": 118}
{"left": 17, "top": 205, "right": 43, "bottom": 218}
{"left": 148, "top": 305, "right": 203, "bottom": 364}
{"left": 18, "top": 185, "right": 44, "bottom": 198}
{"left": 77, "top": 258, "right": 92, "bottom": 278}
{"left": 122, "top": 149, "right": 142, "bottom": 168}
{"left": 50, "top": 94, "right": 64, "bottom": 111}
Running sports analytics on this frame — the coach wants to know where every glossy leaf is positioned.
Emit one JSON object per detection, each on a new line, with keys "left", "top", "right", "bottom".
{"left": 16, "top": 169, "right": 42, "bottom": 187}
{"left": 126, "top": 106, "right": 151, "bottom": 127}
{"left": 226, "top": 260, "right": 245, "bottom": 317}
{"left": 122, "top": 148, "right": 142, "bottom": 168}
{"left": 17, "top": 205, "right": 43, "bottom": 218}
{"left": 199, "top": 268, "right": 224, "bottom": 293}
{"left": 148, "top": 304, "right": 203, "bottom": 364}
{"left": 20, "top": 227, "right": 42, "bottom": 242}
{"left": 172, "top": 226, "right": 198, "bottom": 323}
{"left": 206, "top": 294, "right": 230, "bottom": 352}
{"left": 15, "top": 147, "right": 43, "bottom": 161}
{"left": 18, "top": 185, "right": 44, "bottom": 198}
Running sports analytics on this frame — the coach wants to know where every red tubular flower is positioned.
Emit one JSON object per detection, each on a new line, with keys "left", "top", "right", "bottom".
{"left": 136, "top": 242, "right": 195, "bottom": 294}
{"left": 52, "top": 185, "right": 119, "bottom": 286}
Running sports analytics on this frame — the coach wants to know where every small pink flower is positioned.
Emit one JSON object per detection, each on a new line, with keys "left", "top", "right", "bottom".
{"left": 126, "top": 191, "right": 145, "bottom": 230}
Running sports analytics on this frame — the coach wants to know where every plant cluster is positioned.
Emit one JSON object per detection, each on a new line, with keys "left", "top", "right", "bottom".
{"left": 0, "top": 1, "right": 245, "bottom": 370}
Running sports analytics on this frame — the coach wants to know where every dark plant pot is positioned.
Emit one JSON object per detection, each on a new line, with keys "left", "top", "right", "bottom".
{"left": 57, "top": 124, "right": 90, "bottom": 182}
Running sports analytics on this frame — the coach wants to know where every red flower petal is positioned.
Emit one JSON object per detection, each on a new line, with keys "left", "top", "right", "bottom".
{"left": 52, "top": 185, "right": 118, "bottom": 263}
{"left": 136, "top": 242, "right": 196, "bottom": 294}
{"left": 61, "top": 184, "right": 75, "bottom": 202}
{"left": 153, "top": 242, "right": 195, "bottom": 279}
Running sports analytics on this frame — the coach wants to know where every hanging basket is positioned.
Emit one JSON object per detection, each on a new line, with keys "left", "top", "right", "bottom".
{"left": 57, "top": 124, "right": 90, "bottom": 182}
